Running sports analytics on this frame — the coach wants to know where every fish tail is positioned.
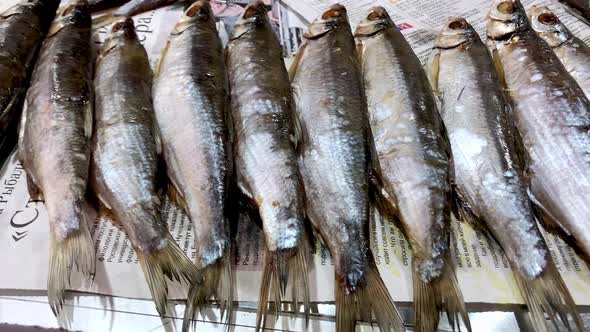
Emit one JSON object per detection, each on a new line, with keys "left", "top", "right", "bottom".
{"left": 412, "top": 256, "right": 471, "bottom": 332}
{"left": 335, "top": 263, "right": 405, "bottom": 332}
{"left": 511, "top": 259, "right": 583, "bottom": 332}
{"left": 137, "top": 231, "right": 200, "bottom": 317}
{"left": 48, "top": 205, "right": 95, "bottom": 316}
{"left": 183, "top": 253, "right": 233, "bottom": 332}
{"left": 256, "top": 240, "right": 310, "bottom": 331}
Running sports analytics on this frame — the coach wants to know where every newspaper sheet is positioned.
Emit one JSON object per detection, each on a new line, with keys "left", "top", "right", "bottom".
{"left": 1, "top": 0, "right": 590, "bottom": 308}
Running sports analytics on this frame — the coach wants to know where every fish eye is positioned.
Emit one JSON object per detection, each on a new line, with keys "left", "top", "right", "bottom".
{"left": 448, "top": 20, "right": 466, "bottom": 30}
{"left": 497, "top": 2, "right": 514, "bottom": 14}
{"left": 538, "top": 13, "right": 557, "bottom": 25}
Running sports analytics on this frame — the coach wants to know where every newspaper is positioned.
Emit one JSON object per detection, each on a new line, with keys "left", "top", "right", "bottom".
{"left": 2, "top": 0, "right": 590, "bottom": 309}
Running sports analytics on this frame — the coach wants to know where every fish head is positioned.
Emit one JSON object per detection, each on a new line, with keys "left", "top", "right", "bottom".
{"left": 304, "top": 3, "right": 350, "bottom": 39}
{"left": 434, "top": 17, "right": 479, "bottom": 49}
{"left": 173, "top": 0, "right": 215, "bottom": 35}
{"left": 48, "top": 1, "right": 90, "bottom": 37}
{"left": 486, "top": 0, "right": 529, "bottom": 40}
{"left": 99, "top": 17, "right": 137, "bottom": 55}
{"left": 230, "top": 0, "right": 269, "bottom": 40}
{"left": 355, "top": 6, "right": 395, "bottom": 37}
{"left": 528, "top": 5, "right": 571, "bottom": 47}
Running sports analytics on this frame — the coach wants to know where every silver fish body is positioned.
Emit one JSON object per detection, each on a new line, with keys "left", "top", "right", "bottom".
{"left": 0, "top": 0, "right": 58, "bottom": 116}
{"left": 153, "top": 2, "right": 232, "bottom": 327}
{"left": 356, "top": 8, "right": 468, "bottom": 332}
{"left": 529, "top": 5, "right": 590, "bottom": 99}
{"left": 92, "top": 18, "right": 162, "bottom": 255}
{"left": 92, "top": 18, "right": 198, "bottom": 318}
{"left": 434, "top": 17, "right": 546, "bottom": 280}
{"left": 18, "top": 2, "right": 95, "bottom": 315}
{"left": 561, "top": 0, "right": 590, "bottom": 20}
{"left": 486, "top": 2, "right": 585, "bottom": 330}
{"left": 291, "top": 4, "right": 403, "bottom": 332}
{"left": 0, "top": 0, "right": 59, "bottom": 161}
{"left": 154, "top": 1, "right": 231, "bottom": 271}
{"left": 488, "top": 0, "right": 590, "bottom": 263}
{"left": 227, "top": 1, "right": 309, "bottom": 328}
{"left": 227, "top": 1, "right": 304, "bottom": 263}
{"left": 357, "top": 7, "right": 451, "bottom": 284}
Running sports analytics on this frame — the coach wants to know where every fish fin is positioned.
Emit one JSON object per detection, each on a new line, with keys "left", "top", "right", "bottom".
{"left": 91, "top": 13, "right": 117, "bottom": 30}
{"left": 256, "top": 241, "right": 310, "bottom": 331}
{"left": 48, "top": 205, "right": 95, "bottom": 316}
{"left": 335, "top": 262, "right": 405, "bottom": 332}
{"left": 183, "top": 253, "right": 233, "bottom": 332}
{"left": 136, "top": 230, "right": 200, "bottom": 317}
{"left": 0, "top": 87, "right": 24, "bottom": 124}
{"left": 17, "top": 97, "right": 28, "bottom": 163}
{"left": 370, "top": 178, "right": 401, "bottom": 226}
{"left": 367, "top": 124, "right": 401, "bottom": 223}
{"left": 166, "top": 182, "right": 188, "bottom": 212}
{"left": 412, "top": 255, "right": 471, "bottom": 332}
{"left": 511, "top": 259, "right": 583, "bottom": 332}
{"left": 289, "top": 108, "right": 304, "bottom": 151}
{"left": 489, "top": 42, "right": 508, "bottom": 91}
{"left": 25, "top": 175, "right": 42, "bottom": 201}
{"left": 427, "top": 48, "right": 441, "bottom": 95}
{"left": 154, "top": 40, "right": 171, "bottom": 80}
{"left": 528, "top": 191, "right": 568, "bottom": 235}
{"left": 528, "top": 193, "right": 590, "bottom": 263}
{"left": 95, "top": 196, "right": 117, "bottom": 225}
{"left": 452, "top": 187, "right": 483, "bottom": 227}
{"left": 500, "top": 103, "right": 528, "bottom": 174}
{"left": 356, "top": 39, "right": 365, "bottom": 66}
{"left": 152, "top": 121, "right": 162, "bottom": 156}
{"left": 84, "top": 101, "right": 92, "bottom": 140}
{"left": 288, "top": 40, "right": 307, "bottom": 81}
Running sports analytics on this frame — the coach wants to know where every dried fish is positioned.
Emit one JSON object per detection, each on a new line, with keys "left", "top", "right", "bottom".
{"left": 291, "top": 4, "right": 404, "bottom": 332}
{"left": 92, "top": 17, "right": 199, "bottom": 317}
{"left": 227, "top": 1, "right": 309, "bottom": 329}
{"left": 0, "top": 0, "right": 59, "bottom": 164}
{"left": 152, "top": 1, "right": 233, "bottom": 330}
{"left": 529, "top": 5, "right": 590, "bottom": 99}
{"left": 486, "top": 1, "right": 589, "bottom": 329}
{"left": 356, "top": 7, "right": 469, "bottom": 332}
{"left": 18, "top": 1, "right": 95, "bottom": 316}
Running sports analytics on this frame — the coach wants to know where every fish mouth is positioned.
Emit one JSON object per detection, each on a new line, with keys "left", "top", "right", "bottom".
{"left": 434, "top": 17, "right": 475, "bottom": 49}
{"left": 241, "top": 0, "right": 266, "bottom": 22}
{"left": 355, "top": 6, "right": 391, "bottom": 37}
{"left": 322, "top": 3, "right": 346, "bottom": 20}
{"left": 229, "top": 0, "right": 268, "bottom": 40}
{"left": 486, "top": 0, "right": 526, "bottom": 40}
{"left": 184, "top": 0, "right": 212, "bottom": 21}
{"left": 537, "top": 12, "right": 558, "bottom": 25}
{"left": 447, "top": 17, "right": 468, "bottom": 30}
{"left": 110, "top": 17, "right": 134, "bottom": 34}
{"left": 497, "top": 1, "right": 515, "bottom": 14}
{"left": 304, "top": 3, "right": 349, "bottom": 39}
